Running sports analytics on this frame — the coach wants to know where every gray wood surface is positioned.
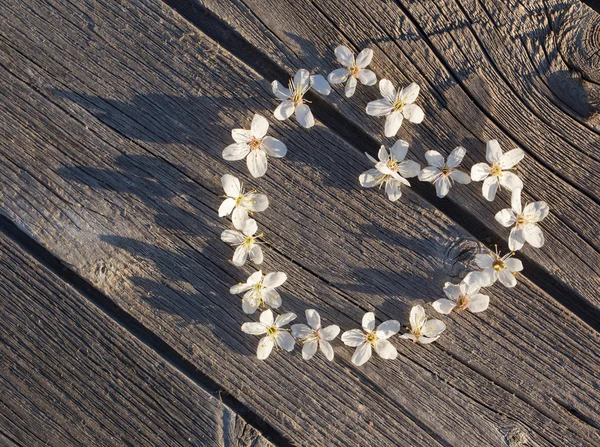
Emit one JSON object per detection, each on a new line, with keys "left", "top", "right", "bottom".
{"left": 1, "top": 0, "right": 599, "bottom": 445}
{"left": 0, "top": 229, "right": 271, "bottom": 447}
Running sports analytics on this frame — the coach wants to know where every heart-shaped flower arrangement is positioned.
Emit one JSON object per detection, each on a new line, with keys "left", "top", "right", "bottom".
{"left": 220, "top": 46, "right": 550, "bottom": 366}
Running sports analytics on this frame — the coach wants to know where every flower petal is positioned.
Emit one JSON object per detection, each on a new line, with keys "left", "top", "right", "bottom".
{"left": 232, "top": 245, "right": 249, "bottom": 267}
{"left": 221, "top": 229, "right": 244, "bottom": 244}
{"left": 390, "top": 139, "right": 409, "bottom": 161}
{"left": 385, "top": 178, "right": 403, "bottom": 201}
{"left": 402, "top": 104, "right": 424, "bottom": 124}
{"left": 263, "top": 272, "right": 287, "bottom": 288}
{"left": 223, "top": 143, "right": 250, "bottom": 161}
{"left": 400, "top": 333, "right": 417, "bottom": 342}
{"left": 274, "top": 100, "right": 295, "bottom": 121}
{"left": 221, "top": 174, "right": 241, "bottom": 197}
{"left": 486, "top": 139, "right": 502, "bottom": 164}
{"left": 242, "top": 217, "right": 258, "bottom": 234}
{"left": 345, "top": 76, "right": 358, "bottom": 97}
{"left": 261, "top": 136, "right": 287, "bottom": 158}
{"left": 351, "top": 342, "right": 372, "bottom": 366}
{"left": 499, "top": 171, "right": 523, "bottom": 191}
{"left": 450, "top": 170, "right": 471, "bottom": 184}
{"left": 294, "top": 69, "right": 310, "bottom": 91}
{"left": 376, "top": 320, "right": 400, "bottom": 339}
{"left": 475, "top": 253, "right": 494, "bottom": 269}
{"left": 275, "top": 312, "right": 296, "bottom": 328}
{"left": 247, "top": 149, "right": 268, "bottom": 178}
{"left": 260, "top": 309, "right": 274, "bottom": 325}
{"left": 256, "top": 336, "right": 274, "bottom": 360}
{"left": 242, "top": 296, "right": 260, "bottom": 314}
{"left": 523, "top": 201, "right": 549, "bottom": 222}
{"left": 218, "top": 198, "right": 236, "bottom": 217}
{"left": 241, "top": 322, "right": 266, "bottom": 335}
{"left": 447, "top": 146, "right": 466, "bottom": 168}
{"left": 410, "top": 305, "right": 426, "bottom": 330}
{"left": 374, "top": 339, "right": 397, "bottom": 360}
{"left": 358, "top": 69, "right": 377, "bottom": 86}
{"left": 482, "top": 176, "right": 499, "bottom": 201}
{"left": 384, "top": 111, "right": 404, "bottom": 137}
{"left": 249, "top": 245, "right": 263, "bottom": 265}
{"left": 432, "top": 299, "right": 456, "bottom": 315}
{"left": 321, "top": 325, "right": 340, "bottom": 341}
{"left": 250, "top": 113, "right": 269, "bottom": 138}
{"left": 471, "top": 163, "right": 491, "bottom": 182}
{"left": 319, "top": 340, "right": 335, "bottom": 361}
{"left": 377, "top": 146, "right": 389, "bottom": 162}
{"left": 334, "top": 45, "right": 354, "bottom": 66}
{"left": 291, "top": 323, "right": 313, "bottom": 340}
{"left": 399, "top": 82, "right": 420, "bottom": 104}
{"left": 341, "top": 329, "right": 365, "bottom": 347}
{"left": 302, "top": 339, "right": 318, "bottom": 360}
{"left": 262, "top": 288, "right": 282, "bottom": 308}
{"left": 230, "top": 280, "right": 254, "bottom": 295}
{"left": 276, "top": 331, "right": 295, "bottom": 352}
{"left": 399, "top": 160, "right": 420, "bottom": 179}
{"left": 509, "top": 227, "right": 526, "bottom": 251}
{"left": 435, "top": 176, "right": 451, "bottom": 198}
{"left": 379, "top": 79, "right": 397, "bottom": 103}
{"left": 504, "top": 258, "right": 523, "bottom": 272}
{"left": 231, "top": 206, "right": 249, "bottom": 229}
{"left": 500, "top": 148, "right": 524, "bottom": 169}
{"left": 359, "top": 169, "right": 382, "bottom": 188}
{"left": 467, "top": 294, "right": 489, "bottom": 313}
{"left": 443, "top": 282, "right": 461, "bottom": 300}
{"left": 511, "top": 188, "right": 523, "bottom": 214}
{"left": 356, "top": 48, "right": 373, "bottom": 68}
{"left": 365, "top": 98, "right": 393, "bottom": 116}
{"left": 295, "top": 104, "right": 315, "bottom": 128}
{"left": 418, "top": 166, "right": 440, "bottom": 182}
{"left": 247, "top": 194, "right": 269, "bottom": 212}
{"left": 495, "top": 209, "right": 516, "bottom": 227}
{"left": 498, "top": 270, "right": 517, "bottom": 288}
{"left": 418, "top": 336, "right": 440, "bottom": 345}
{"left": 232, "top": 129, "right": 252, "bottom": 144}
{"left": 305, "top": 309, "right": 321, "bottom": 330}
{"left": 425, "top": 150, "right": 445, "bottom": 168}
{"left": 328, "top": 68, "right": 350, "bottom": 84}
{"left": 523, "top": 224, "right": 545, "bottom": 248}
{"left": 421, "top": 319, "right": 446, "bottom": 338}
{"left": 271, "top": 80, "right": 291, "bottom": 100}
{"left": 310, "top": 74, "right": 331, "bottom": 95}
{"left": 362, "top": 312, "right": 376, "bottom": 332}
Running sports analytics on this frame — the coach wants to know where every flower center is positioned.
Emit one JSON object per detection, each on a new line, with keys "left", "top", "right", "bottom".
{"left": 490, "top": 164, "right": 502, "bottom": 177}
{"left": 266, "top": 326, "right": 278, "bottom": 337}
{"left": 493, "top": 259, "right": 505, "bottom": 271}
{"left": 393, "top": 100, "right": 404, "bottom": 112}
{"left": 243, "top": 236, "right": 255, "bottom": 247}
{"left": 249, "top": 137, "right": 262, "bottom": 150}
{"left": 366, "top": 332, "right": 377, "bottom": 344}
{"left": 456, "top": 296, "right": 469, "bottom": 310}
{"left": 440, "top": 166, "right": 451, "bottom": 176}
{"left": 387, "top": 159, "right": 399, "bottom": 172}
{"left": 350, "top": 65, "right": 360, "bottom": 78}
{"left": 516, "top": 215, "right": 527, "bottom": 226}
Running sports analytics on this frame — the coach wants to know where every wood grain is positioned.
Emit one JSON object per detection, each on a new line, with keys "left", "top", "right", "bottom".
{"left": 1, "top": 0, "right": 600, "bottom": 445}
{"left": 0, "top": 230, "right": 271, "bottom": 447}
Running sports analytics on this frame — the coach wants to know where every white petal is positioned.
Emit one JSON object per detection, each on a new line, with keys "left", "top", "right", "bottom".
{"left": 495, "top": 209, "right": 516, "bottom": 227}
{"left": 486, "top": 140, "right": 502, "bottom": 164}
{"left": 443, "top": 283, "right": 461, "bottom": 300}
{"left": 302, "top": 339, "right": 318, "bottom": 360}
{"left": 467, "top": 294, "right": 489, "bottom": 313}
{"left": 425, "top": 150, "right": 445, "bottom": 168}
{"left": 482, "top": 176, "right": 499, "bottom": 201}
{"left": 241, "top": 322, "right": 266, "bottom": 335}
{"left": 499, "top": 171, "right": 523, "bottom": 191}
{"left": 365, "top": 99, "right": 393, "bottom": 116}
{"left": 505, "top": 258, "right": 523, "bottom": 272}
{"left": 230, "top": 281, "right": 253, "bottom": 295}
{"left": 358, "top": 69, "right": 376, "bottom": 86}
{"left": 262, "top": 288, "right": 282, "bottom": 308}
{"left": 390, "top": 139, "right": 409, "bottom": 161}
{"left": 294, "top": 69, "right": 310, "bottom": 91}
{"left": 421, "top": 319, "right": 446, "bottom": 338}
{"left": 498, "top": 270, "right": 517, "bottom": 288}
{"left": 221, "top": 174, "right": 241, "bottom": 197}
{"left": 250, "top": 114, "right": 269, "bottom": 138}
{"left": 356, "top": 48, "right": 373, "bottom": 68}
{"left": 321, "top": 325, "right": 340, "bottom": 341}
{"left": 376, "top": 320, "right": 400, "bottom": 339}
{"left": 418, "top": 336, "right": 440, "bottom": 345}
{"left": 432, "top": 299, "right": 456, "bottom": 315}
{"left": 305, "top": 309, "right": 321, "bottom": 330}
{"left": 511, "top": 188, "right": 523, "bottom": 214}
{"left": 379, "top": 79, "right": 397, "bottom": 103}
{"left": 247, "top": 271, "right": 263, "bottom": 285}
{"left": 352, "top": 342, "right": 372, "bottom": 366}
{"left": 261, "top": 136, "right": 287, "bottom": 158}
{"left": 450, "top": 170, "right": 471, "bottom": 184}
{"left": 400, "top": 333, "right": 416, "bottom": 342}
{"left": 291, "top": 324, "right": 313, "bottom": 340}
{"left": 435, "top": 176, "right": 451, "bottom": 198}
{"left": 345, "top": 76, "right": 357, "bottom": 97}
{"left": 410, "top": 305, "right": 426, "bottom": 330}
{"left": 471, "top": 163, "right": 491, "bottom": 182}
{"left": 247, "top": 149, "right": 268, "bottom": 178}
{"left": 385, "top": 178, "right": 403, "bottom": 202}
{"left": 475, "top": 253, "right": 494, "bottom": 268}
{"left": 377, "top": 145, "right": 388, "bottom": 162}
{"left": 271, "top": 80, "right": 291, "bottom": 100}
{"left": 523, "top": 224, "right": 545, "bottom": 248}
{"left": 275, "top": 331, "right": 295, "bottom": 352}
{"left": 242, "top": 296, "right": 260, "bottom": 314}
{"left": 274, "top": 100, "right": 295, "bottom": 121}
{"left": 375, "top": 161, "right": 395, "bottom": 175}
{"left": 418, "top": 166, "right": 440, "bottom": 182}
{"left": 447, "top": 146, "right": 466, "bottom": 168}
{"left": 384, "top": 111, "right": 404, "bottom": 137}
{"left": 399, "top": 160, "right": 420, "bottom": 179}
{"left": 319, "top": 340, "right": 335, "bottom": 361}
{"left": 500, "top": 148, "right": 524, "bottom": 169}
{"left": 218, "top": 198, "right": 236, "bottom": 217}
{"left": 263, "top": 272, "right": 287, "bottom": 288}
{"left": 260, "top": 309, "right": 274, "bottom": 326}
{"left": 402, "top": 104, "right": 424, "bottom": 124}
{"left": 359, "top": 169, "right": 382, "bottom": 188}
{"left": 242, "top": 218, "right": 257, "bottom": 235}
{"left": 275, "top": 312, "right": 296, "bottom": 327}
{"left": 249, "top": 245, "right": 263, "bottom": 265}
{"left": 232, "top": 129, "right": 252, "bottom": 144}
{"left": 328, "top": 68, "right": 350, "bottom": 84}
{"left": 310, "top": 75, "right": 331, "bottom": 95}
{"left": 247, "top": 194, "right": 269, "bottom": 212}
{"left": 334, "top": 45, "right": 354, "bottom": 66}
{"left": 509, "top": 227, "right": 526, "bottom": 251}
{"left": 399, "top": 82, "right": 420, "bottom": 104}
{"left": 231, "top": 206, "right": 249, "bottom": 228}
{"left": 375, "top": 339, "right": 397, "bottom": 360}
{"left": 223, "top": 143, "right": 250, "bottom": 161}
{"left": 233, "top": 245, "right": 249, "bottom": 266}
{"left": 221, "top": 229, "right": 244, "bottom": 244}
{"left": 362, "top": 312, "right": 376, "bottom": 332}
{"left": 295, "top": 104, "right": 315, "bottom": 128}
{"left": 257, "top": 336, "right": 274, "bottom": 360}
{"left": 341, "top": 329, "right": 365, "bottom": 347}
{"left": 523, "top": 201, "right": 549, "bottom": 222}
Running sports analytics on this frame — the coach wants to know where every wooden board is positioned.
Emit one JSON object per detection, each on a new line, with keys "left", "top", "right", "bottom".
{"left": 0, "top": 227, "right": 271, "bottom": 446}
{"left": 1, "top": 0, "right": 600, "bottom": 445}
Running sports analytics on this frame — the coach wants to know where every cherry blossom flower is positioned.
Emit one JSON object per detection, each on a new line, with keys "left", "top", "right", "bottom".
{"left": 218, "top": 174, "right": 269, "bottom": 228}
{"left": 471, "top": 140, "right": 524, "bottom": 201}
{"left": 418, "top": 146, "right": 471, "bottom": 198}
{"left": 432, "top": 275, "right": 490, "bottom": 315}
{"left": 341, "top": 312, "right": 400, "bottom": 366}
{"left": 400, "top": 305, "right": 445, "bottom": 344}
{"left": 474, "top": 246, "right": 523, "bottom": 288}
{"left": 230, "top": 270, "right": 287, "bottom": 314}
{"left": 271, "top": 69, "right": 330, "bottom": 128}
{"left": 327, "top": 46, "right": 377, "bottom": 97}
{"left": 358, "top": 140, "right": 420, "bottom": 201}
{"left": 221, "top": 218, "right": 263, "bottom": 266}
{"left": 495, "top": 188, "right": 549, "bottom": 251}
{"left": 291, "top": 309, "right": 340, "bottom": 361}
{"left": 241, "top": 309, "right": 296, "bottom": 360}
{"left": 365, "top": 80, "right": 424, "bottom": 137}
{"left": 223, "top": 113, "right": 287, "bottom": 178}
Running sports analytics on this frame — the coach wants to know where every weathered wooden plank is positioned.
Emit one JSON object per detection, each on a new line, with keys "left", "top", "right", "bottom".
{"left": 1, "top": 0, "right": 600, "bottom": 445}
{"left": 0, "top": 230, "right": 271, "bottom": 446}
{"left": 193, "top": 0, "right": 600, "bottom": 317}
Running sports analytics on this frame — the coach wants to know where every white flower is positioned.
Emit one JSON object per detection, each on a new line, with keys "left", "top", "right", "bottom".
{"left": 271, "top": 69, "right": 330, "bottom": 128}
{"left": 291, "top": 309, "right": 340, "bottom": 361}
{"left": 474, "top": 247, "right": 523, "bottom": 288}
{"left": 432, "top": 274, "right": 490, "bottom": 315}
{"left": 223, "top": 113, "right": 287, "bottom": 178}
{"left": 230, "top": 270, "right": 287, "bottom": 314}
{"left": 365, "top": 80, "right": 424, "bottom": 137}
{"left": 400, "top": 305, "right": 446, "bottom": 344}
{"left": 218, "top": 174, "right": 269, "bottom": 228}
{"left": 418, "top": 146, "right": 471, "bottom": 198}
{"left": 471, "top": 140, "right": 524, "bottom": 201}
{"left": 358, "top": 140, "right": 420, "bottom": 201}
{"left": 220, "top": 218, "right": 263, "bottom": 266}
{"left": 341, "top": 312, "right": 400, "bottom": 366}
{"left": 241, "top": 309, "right": 296, "bottom": 360}
{"left": 327, "top": 46, "right": 377, "bottom": 97}
{"left": 495, "top": 188, "right": 549, "bottom": 251}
